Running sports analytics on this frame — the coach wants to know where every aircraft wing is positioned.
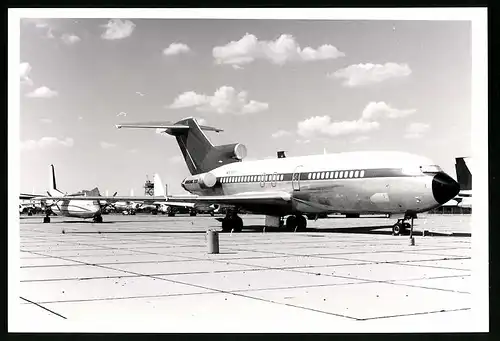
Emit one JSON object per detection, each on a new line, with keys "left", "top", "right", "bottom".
{"left": 154, "top": 201, "right": 196, "bottom": 208}
{"left": 166, "top": 192, "right": 292, "bottom": 207}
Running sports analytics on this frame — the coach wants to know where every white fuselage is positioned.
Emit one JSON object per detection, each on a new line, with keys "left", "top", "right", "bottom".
{"left": 50, "top": 199, "right": 101, "bottom": 218}
{"left": 183, "top": 151, "right": 446, "bottom": 215}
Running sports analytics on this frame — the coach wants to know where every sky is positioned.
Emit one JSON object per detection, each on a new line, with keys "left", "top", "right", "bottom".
{"left": 19, "top": 18, "right": 472, "bottom": 195}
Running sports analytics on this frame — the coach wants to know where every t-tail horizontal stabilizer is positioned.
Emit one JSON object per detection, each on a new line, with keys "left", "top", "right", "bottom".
{"left": 116, "top": 117, "right": 246, "bottom": 175}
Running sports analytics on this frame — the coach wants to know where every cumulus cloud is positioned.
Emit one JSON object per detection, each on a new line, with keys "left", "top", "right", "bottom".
{"left": 404, "top": 123, "right": 430, "bottom": 139}
{"left": 100, "top": 141, "right": 116, "bottom": 149}
{"left": 163, "top": 43, "right": 190, "bottom": 56}
{"left": 213, "top": 33, "right": 345, "bottom": 66}
{"left": 26, "top": 86, "right": 58, "bottom": 98}
{"left": 21, "top": 137, "right": 73, "bottom": 150}
{"left": 61, "top": 33, "right": 81, "bottom": 45}
{"left": 101, "top": 19, "right": 136, "bottom": 40}
{"left": 272, "top": 130, "right": 292, "bottom": 139}
{"left": 351, "top": 136, "right": 370, "bottom": 144}
{"left": 40, "top": 118, "right": 52, "bottom": 124}
{"left": 329, "top": 62, "right": 411, "bottom": 87}
{"left": 297, "top": 116, "right": 380, "bottom": 138}
{"left": 168, "top": 86, "right": 269, "bottom": 115}
{"left": 20, "top": 62, "right": 33, "bottom": 86}
{"left": 361, "top": 102, "right": 416, "bottom": 120}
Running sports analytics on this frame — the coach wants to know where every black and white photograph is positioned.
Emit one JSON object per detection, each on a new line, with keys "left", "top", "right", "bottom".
{"left": 9, "top": 8, "right": 488, "bottom": 332}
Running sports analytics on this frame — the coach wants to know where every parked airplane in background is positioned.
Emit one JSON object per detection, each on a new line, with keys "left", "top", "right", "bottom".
{"left": 444, "top": 157, "right": 472, "bottom": 208}
{"left": 116, "top": 117, "right": 460, "bottom": 235}
{"left": 28, "top": 165, "right": 165, "bottom": 223}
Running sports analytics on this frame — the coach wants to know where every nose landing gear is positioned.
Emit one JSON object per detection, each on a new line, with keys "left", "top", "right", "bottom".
{"left": 93, "top": 215, "right": 103, "bottom": 223}
{"left": 392, "top": 216, "right": 415, "bottom": 238}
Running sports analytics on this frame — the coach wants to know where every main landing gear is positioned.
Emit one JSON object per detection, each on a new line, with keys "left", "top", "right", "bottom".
{"left": 43, "top": 209, "right": 51, "bottom": 223}
{"left": 93, "top": 215, "right": 103, "bottom": 223}
{"left": 392, "top": 216, "right": 415, "bottom": 237}
{"left": 285, "top": 215, "right": 308, "bottom": 232}
{"left": 221, "top": 211, "right": 243, "bottom": 232}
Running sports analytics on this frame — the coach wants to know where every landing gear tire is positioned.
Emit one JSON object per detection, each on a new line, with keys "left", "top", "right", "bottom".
{"left": 168, "top": 212, "right": 175, "bottom": 217}
{"left": 221, "top": 213, "right": 243, "bottom": 232}
{"left": 93, "top": 216, "right": 103, "bottom": 223}
{"left": 286, "top": 215, "right": 297, "bottom": 230}
{"left": 393, "top": 221, "right": 410, "bottom": 236}
{"left": 189, "top": 211, "right": 197, "bottom": 217}
{"left": 296, "top": 215, "right": 307, "bottom": 231}
{"left": 392, "top": 223, "right": 402, "bottom": 236}
{"left": 43, "top": 216, "right": 51, "bottom": 223}
{"left": 210, "top": 212, "right": 215, "bottom": 217}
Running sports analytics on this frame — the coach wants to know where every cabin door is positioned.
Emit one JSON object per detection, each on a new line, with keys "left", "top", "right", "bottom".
{"left": 292, "top": 165, "right": 303, "bottom": 191}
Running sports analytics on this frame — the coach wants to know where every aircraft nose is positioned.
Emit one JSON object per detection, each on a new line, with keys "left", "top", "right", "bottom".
{"left": 432, "top": 172, "right": 460, "bottom": 205}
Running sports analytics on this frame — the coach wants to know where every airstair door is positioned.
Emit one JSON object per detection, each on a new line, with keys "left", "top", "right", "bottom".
{"left": 292, "top": 165, "right": 303, "bottom": 191}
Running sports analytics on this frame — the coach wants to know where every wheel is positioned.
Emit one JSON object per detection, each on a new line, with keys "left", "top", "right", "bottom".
{"left": 152, "top": 210, "right": 158, "bottom": 215}
{"left": 286, "top": 216, "right": 297, "bottom": 230}
{"left": 221, "top": 218, "right": 232, "bottom": 232}
{"left": 94, "top": 216, "right": 103, "bottom": 223}
{"left": 168, "top": 212, "right": 175, "bottom": 217}
{"left": 392, "top": 223, "right": 402, "bottom": 236}
{"left": 189, "top": 211, "right": 197, "bottom": 217}
{"left": 27, "top": 211, "right": 33, "bottom": 216}
{"left": 346, "top": 213, "right": 360, "bottom": 218}
{"left": 296, "top": 215, "right": 307, "bottom": 231}
{"left": 210, "top": 212, "right": 214, "bottom": 217}
{"left": 233, "top": 216, "right": 243, "bottom": 232}
{"left": 306, "top": 214, "right": 316, "bottom": 220}
{"left": 43, "top": 216, "right": 50, "bottom": 223}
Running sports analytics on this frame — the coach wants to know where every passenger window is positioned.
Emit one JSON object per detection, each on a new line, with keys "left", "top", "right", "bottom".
{"left": 334, "top": 172, "right": 338, "bottom": 178}
{"left": 354, "top": 170, "right": 359, "bottom": 178}
{"left": 340, "top": 171, "right": 344, "bottom": 178}
{"left": 280, "top": 174, "right": 284, "bottom": 181}
{"left": 360, "top": 170, "right": 365, "bottom": 178}
{"left": 320, "top": 172, "right": 324, "bottom": 179}
{"left": 328, "top": 172, "right": 332, "bottom": 178}
{"left": 308, "top": 173, "right": 311, "bottom": 180}
{"left": 349, "top": 171, "right": 354, "bottom": 178}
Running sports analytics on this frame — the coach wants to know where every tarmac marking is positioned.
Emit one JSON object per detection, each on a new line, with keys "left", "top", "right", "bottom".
{"left": 355, "top": 307, "right": 471, "bottom": 321}
{"left": 20, "top": 296, "right": 67, "bottom": 319}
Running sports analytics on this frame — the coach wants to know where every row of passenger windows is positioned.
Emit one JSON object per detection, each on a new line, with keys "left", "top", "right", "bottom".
{"left": 219, "top": 170, "right": 366, "bottom": 184}
{"left": 220, "top": 174, "right": 285, "bottom": 183}
{"left": 307, "top": 170, "right": 365, "bottom": 180}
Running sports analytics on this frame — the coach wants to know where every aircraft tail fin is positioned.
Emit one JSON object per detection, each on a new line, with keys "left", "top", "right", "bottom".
{"left": 117, "top": 117, "right": 246, "bottom": 175}
{"left": 153, "top": 173, "right": 166, "bottom": 197}
{"left": 48, "top": 164, "right": 64, "bottom": 197}
{"left": 455, "top": 157, "right": 472, "bottom": 190}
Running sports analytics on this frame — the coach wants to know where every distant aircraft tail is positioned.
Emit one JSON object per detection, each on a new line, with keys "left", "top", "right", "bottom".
{"left": 116, "top": 117, "right": 247, "bottom": 175}
{"left": 48, "top": 164, "right": 64, "bottom": 197}
{"left": 153, "top": 173, "right": 166, "bottom": 197}
{"left": 455, "top": 157, "right": 472, "bottom": 190}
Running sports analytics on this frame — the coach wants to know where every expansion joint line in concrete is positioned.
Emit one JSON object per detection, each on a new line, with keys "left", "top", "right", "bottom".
{"left": 20, "top": 296, "right": 67, "bottom": 319}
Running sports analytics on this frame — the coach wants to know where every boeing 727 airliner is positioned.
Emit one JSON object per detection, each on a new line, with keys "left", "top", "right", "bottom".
{"left": 116, "top": 117, "right": 460, "bottom": 235}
